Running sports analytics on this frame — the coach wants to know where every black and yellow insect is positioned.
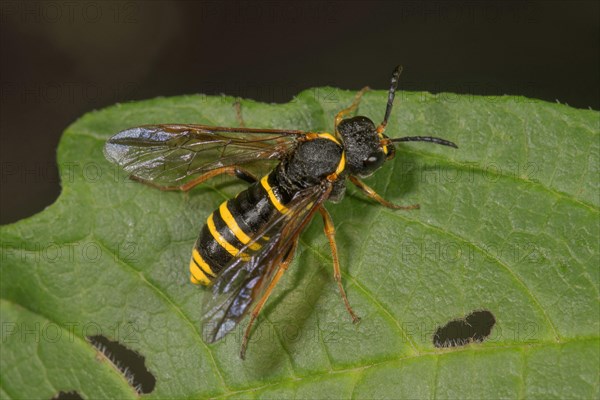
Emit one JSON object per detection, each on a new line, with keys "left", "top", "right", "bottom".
{"left": 104, "top": 66, "right": 457, "bottom": 358}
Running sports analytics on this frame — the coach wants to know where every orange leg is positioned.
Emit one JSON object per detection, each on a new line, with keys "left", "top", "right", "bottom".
{"left": 130, "top": 166, "right": 257, "bottom": 191}
{"left": 240, "top": 240, "right": 298, "bottom": 359}
{"left": 335, "top": 86, "right": 370, "bottom": 133}
{"left": 318, "top": 206, "right": 360, "bottom": 324}
{"left": 349, "top": 175, "right": 420, "bottom": 210}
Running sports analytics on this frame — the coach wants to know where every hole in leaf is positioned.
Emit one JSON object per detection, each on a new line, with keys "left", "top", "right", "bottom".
{"left": 87, "top": 335, "right": 156, "bottom": 394}
{"left": 433, "top": 310, "right": 496, "bottom": 348}
{"left": 51, "top": 391, "right": 83, "bottom": 400}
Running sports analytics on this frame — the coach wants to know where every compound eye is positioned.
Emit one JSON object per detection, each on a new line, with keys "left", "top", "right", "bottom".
{"left": 363, "top": 152, "right": 385, "bottom": 169}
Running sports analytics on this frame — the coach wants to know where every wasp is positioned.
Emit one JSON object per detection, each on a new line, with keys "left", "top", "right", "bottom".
{"left": 104, "top": 66, "right": 457, "bottom": 359}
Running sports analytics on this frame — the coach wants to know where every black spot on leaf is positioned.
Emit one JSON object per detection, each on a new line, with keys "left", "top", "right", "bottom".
{"left": 52, "top": 392, "right": 83, "bottom": 400}
{"left": 87, "top": 335, "right": 156, "bottom": 394}
{"left": 433, "top": 310, "right": 496, "bottom": 348}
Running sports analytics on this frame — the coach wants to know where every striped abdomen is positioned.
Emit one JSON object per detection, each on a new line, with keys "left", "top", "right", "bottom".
{"left": 189, "top": 172, "right": 292, "bottom": 285}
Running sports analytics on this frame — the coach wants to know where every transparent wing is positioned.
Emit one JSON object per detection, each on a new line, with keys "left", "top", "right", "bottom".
{"left": 104, "top": 124, "right": 305, "bottom": 186}
{"left": 201, "top": 183, "right": 332, "bottom": 343}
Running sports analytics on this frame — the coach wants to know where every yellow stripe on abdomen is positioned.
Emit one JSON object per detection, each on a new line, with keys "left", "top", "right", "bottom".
{"left": 207, "top": 213, "right": 249, "bottom": 259}
{"left": 219, "top": 201, "right": 261, "bottom": 251}
{"left": 193, "top": 249, "right": 216, "bottom": 277}
{"left": 189, "top": 248, "right": 215, "bottom": 286}
{"left": 261, "top": 175, "right": 289, "bottom": 213}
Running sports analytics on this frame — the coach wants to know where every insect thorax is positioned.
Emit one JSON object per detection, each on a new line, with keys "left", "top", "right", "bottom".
{"left": 278, "top": 138, "right": 343, "bottom": 190}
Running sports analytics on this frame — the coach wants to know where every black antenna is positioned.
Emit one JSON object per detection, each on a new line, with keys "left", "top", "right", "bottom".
{"left": 377, "top": 65, "right": 403, "bottom": 134}
{"left": 391, "top": 136, "right": 458, "bottom": 148}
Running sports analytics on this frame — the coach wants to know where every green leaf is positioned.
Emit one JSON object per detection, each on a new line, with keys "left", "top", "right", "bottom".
{"left": 1, "top": 89, "right": 598, "bottom": 399}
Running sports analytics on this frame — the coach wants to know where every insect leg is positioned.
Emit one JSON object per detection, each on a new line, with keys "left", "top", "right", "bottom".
{"left": 240, "top": 240, "right": 298, "bottom": 359}
{"left": 318, "top": 206, "right": 360, "bottom": 324}
{"left": 349, "top": 175, "right": 419, "bottom": 210}
{"left": 335, "top": 86, "right": 370, "bottom": 132}
{"left": 130, "top": 166, "right": 258, "bottom": 191}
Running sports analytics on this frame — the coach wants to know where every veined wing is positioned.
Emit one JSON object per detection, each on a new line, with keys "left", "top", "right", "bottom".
{"left": 104, "top": 124, "right": 306, "bottom": 186}
{"left": 201, "top": 182, "right": 333, "bottom": 343}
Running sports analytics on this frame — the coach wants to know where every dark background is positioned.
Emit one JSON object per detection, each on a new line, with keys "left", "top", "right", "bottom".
{"left": 1, "top": 0, "right": 598, "bottom": 225}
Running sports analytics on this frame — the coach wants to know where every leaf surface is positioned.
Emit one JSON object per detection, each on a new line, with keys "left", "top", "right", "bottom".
{"left": 1, "top": 89, "right": 598, "bottom": 399}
